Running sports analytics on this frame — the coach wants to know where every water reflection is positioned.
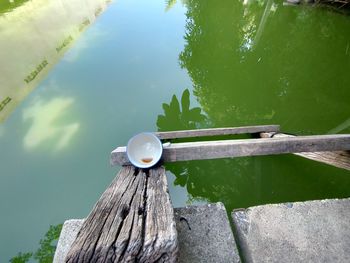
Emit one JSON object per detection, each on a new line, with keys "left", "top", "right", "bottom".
{"left": 0, "top": 0, "right": 30, "bottom": 15}
{"left": 158, "top": 91, "right": 350, "bottom": 211}
{"left": 157, "top": 90, "right": 262, "bottom": 209}
{"left": 165, "top": 0, "right": 177, "bottom": 11}
{"left": 252, "top": 0, "right": 276, "bottom": 49}
{"left": 23, "top": 97, "right": 79, "bottom": 151}
{"left": 176, "top": 0, "right": 350, "bottom": 208}
{"left": 165, "top": 0, "right": 188, "bottom": 11}
{"left": 179, "top": 0, "right": 350, "bottom": 134}
{"left": 62, "top": 25, "right": 108, "bottom": 63}
{"left": 0, "top": 1, "right": 190, "bottom": 261}
{"left": 157, "top": 89, "right": 206, "bottom": 132}
{"left": 327, "top": 117, "right": 350, "bottom": 134}
{"left": 10, "top": 224, "right": 62, "bottom": 263}
{"left": 0, "top": 0, "right": 111, "bottom": 123}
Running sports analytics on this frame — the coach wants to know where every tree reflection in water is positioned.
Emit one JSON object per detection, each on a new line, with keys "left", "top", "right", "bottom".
{"left": 161, "top": 0, "right": 350, "bottom": 210}
{"left": 157, "top": 89, "right": 206, "bottom": 131}
{"left": 157, "top": 89, "right": 350, "bottom": 212}
{"left": 10, "top": 224, "right": 62, "bottom": 263}
{"left": 179, "top": 0, "right": 350, "bottom": 134}
{"left": 0, "top": 0, "right": 30, "bottom": 14}
{"left": 157, "top": 89, "right": 261, "bottom": 211}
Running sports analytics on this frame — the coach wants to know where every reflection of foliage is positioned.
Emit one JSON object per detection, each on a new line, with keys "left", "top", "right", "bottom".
{"left": 165, "top": 0, "right": 188, "bottom": 11}
{"left": 34, "top": 224, "right": 63, "bottom": 263}
{"left": 157, "top": 89, "right": 206, "bottom": 131}
{"left": 166, "top": 152, "right": 350, "bottom": 213}
{"left": 166, "top": 158, "right": 259, "bottom": 212}
{"left": 179, "top": 0, "right": 350, "bottom": 134}
{"left": 10, "top": 252, "right": 32, "bottom": 263}
{"left": 165, "top": 0, "right": 177, "bottom": 11}
{"left": 9, "top": 224, "right": 63, "bottom": 263}
{"left": 160, "top": 0, "right": 350, "bottom": 218}
{"left": 179, "top": 0, "right": 276, "bottom": 127}
{"left": 156, "top": 89, "right": 259, "bottom": 211}
{"left": 0, "top": 0, "right": 31, "bottom": 14}
{"left": 156, "top": 89, "right": 350, "bottom": 210}
{"left": 315, "top": 0, "right": 350, "bottom": 13}
{"left": 156, "top": 89, "right": 350, "bottom": 212}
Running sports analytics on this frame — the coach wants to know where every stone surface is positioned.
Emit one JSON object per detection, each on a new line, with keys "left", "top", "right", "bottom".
{"left": 54, "top": 202, "right": 241, "bottom": 263}
{"left": 53, "top": 220, "right": 85, "bottom": 263}
{"left": 232, "top": 198, "right": 350, "bottom": 263}
{"left": 175, "top": 202, "right": 241, "bottom": 263}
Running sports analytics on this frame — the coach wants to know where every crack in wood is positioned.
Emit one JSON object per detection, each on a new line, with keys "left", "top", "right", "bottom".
{"left": 95, "top": 170, "right": 139, "bottom": 262}
{"left": 117, "top": 170, "right": 145, "bottom": 261}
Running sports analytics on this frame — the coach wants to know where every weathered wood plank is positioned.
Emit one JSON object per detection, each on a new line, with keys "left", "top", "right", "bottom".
{"left": 260, "top": 132, "right": 350, "bottom": 171}
{"left": 138, "top": 168, "right": 178, "bottom": 262}
{"left": 155, "top": 125, "right": 280, "bottom": 140}
{"left": 65, "top": 166, "right": 178, "bottom": 263}
{"left": 111, "top": 135, "right": 350, "bottom": 166}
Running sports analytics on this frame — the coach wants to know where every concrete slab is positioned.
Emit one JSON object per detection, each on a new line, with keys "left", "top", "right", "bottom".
{"left": 175, "top": 202, "right": 241, "bottom": 263}
{"left": 53, "top": 219, "right": 85, "bottom": 263}
{"left": 232, "top": 198, "right": 350, "bottom": 263}
{"left": 54, "top": 202, "right": 241, "bottom": 263}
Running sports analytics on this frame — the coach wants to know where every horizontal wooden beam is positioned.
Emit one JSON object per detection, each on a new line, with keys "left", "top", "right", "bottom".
{"left": 260, "top": 132, "right": 350, "bottom": 171}
{"left": 155, "top": 125, "right": 280, "bottom": 140}
{"left": 111, "top": 134, "right": 350, "bottom": 166}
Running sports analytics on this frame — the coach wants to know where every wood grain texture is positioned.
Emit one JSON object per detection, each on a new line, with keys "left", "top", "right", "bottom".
{"left": 111, "top": 134, "right": 350, "bottom": 166}
{"left": 65, "top": 166, "right": 178, "bottom": 263}
{"left": 260, "top": 132, "right": 350, "bottom": 171}
{"left": 155, "top": 125, "right": 280, "bottom": 139}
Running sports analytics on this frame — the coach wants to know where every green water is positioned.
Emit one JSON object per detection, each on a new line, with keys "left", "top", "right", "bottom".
{"left": 1, "top": 0, "right": 350, "bottom": 261}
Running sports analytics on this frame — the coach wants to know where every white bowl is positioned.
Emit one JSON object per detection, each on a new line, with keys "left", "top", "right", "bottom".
{"left": 126, "top": 132, "right": 163, "bottom": 168}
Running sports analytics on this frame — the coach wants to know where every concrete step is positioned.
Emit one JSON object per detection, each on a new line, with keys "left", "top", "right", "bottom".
{"left": 54, "top": 202, "right": 241, "bottom": 263}
{"left": 232, "top": 198, "right": 350, "bottom": 263}
{"left": 55, "top": 198, "right": 350, "bottom": 263}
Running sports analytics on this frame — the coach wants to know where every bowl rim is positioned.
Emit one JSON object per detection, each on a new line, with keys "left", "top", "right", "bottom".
{"left": 126, "top": 132, "right": 163, "bottom": 168}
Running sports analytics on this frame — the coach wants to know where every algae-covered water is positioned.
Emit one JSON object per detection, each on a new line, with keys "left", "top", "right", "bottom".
{"left": 0, "top": 0, "right": 350, "bottom": 261}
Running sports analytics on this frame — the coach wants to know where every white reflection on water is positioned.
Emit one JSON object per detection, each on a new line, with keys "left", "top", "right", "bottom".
{"left": 23, "top": 97, "right": 79, "bottom": 151}
{"left": 63, "top": 25, "right": 107, "bottom": 63}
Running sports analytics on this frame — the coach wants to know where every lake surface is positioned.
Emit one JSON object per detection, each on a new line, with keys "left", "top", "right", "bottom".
{"left": 1, "top": 0, "right": 350, "bottom": 261}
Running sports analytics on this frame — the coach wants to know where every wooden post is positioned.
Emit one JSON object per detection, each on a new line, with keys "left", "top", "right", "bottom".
{"left": 260, "top": 132, "right": 350, "bottom": 171}
{"left": 65, "top": 166, "right": 178, "bottom": 263}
